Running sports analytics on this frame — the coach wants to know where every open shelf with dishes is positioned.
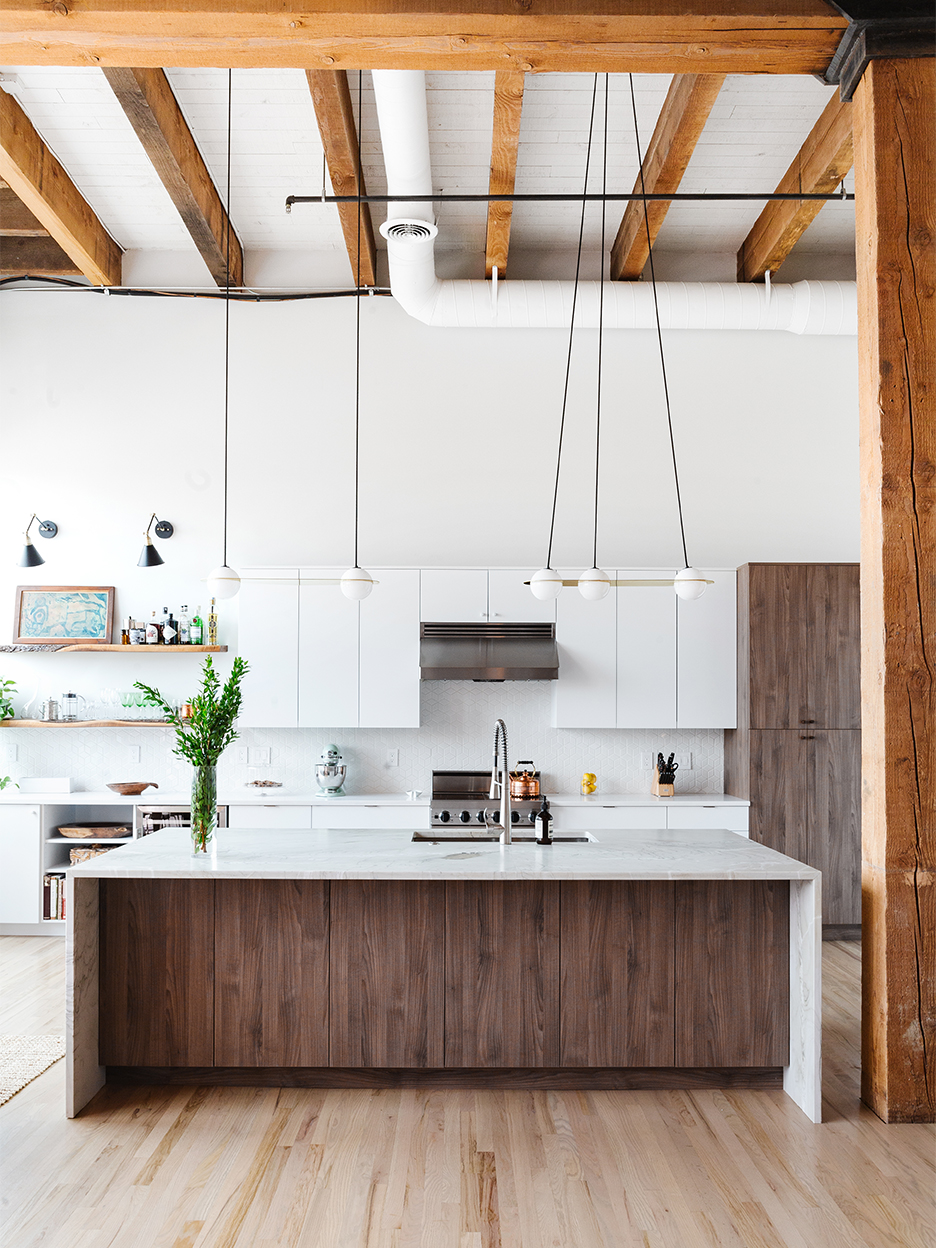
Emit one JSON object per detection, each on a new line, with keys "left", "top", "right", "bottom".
{"left": 2, "top": 719, "right": 170, "bottom": 728}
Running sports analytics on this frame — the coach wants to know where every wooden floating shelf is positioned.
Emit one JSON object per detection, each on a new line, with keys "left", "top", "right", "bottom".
{"left": 56, "top": 644, "right": 228, "bottom": 653}
{"left": 1, "top": 719, "right": 170, "bottom": 728}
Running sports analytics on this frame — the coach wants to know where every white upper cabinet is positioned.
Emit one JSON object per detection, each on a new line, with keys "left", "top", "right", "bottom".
{"left": 238, "top": 569, "right": 299, "bottom": 727}
{"left": 552, "top": 572, "right": 617, "bottom": 728}
{"left": 299, "top": 569, "right": 360, "bottom": 728}
{"left": 616, "top": 570, "right": 677, "bottom": 729}
{"left": 420, "top": 569, "right": 488, "bottom": 621}
{"left": 488, "top": 569, "right": 557, "bottom": 623}
{"left": 676, "top": 568, "right": 737, "bottom": 728}
{"left": 359, "top": 569, "right": 421, "bottom": 728}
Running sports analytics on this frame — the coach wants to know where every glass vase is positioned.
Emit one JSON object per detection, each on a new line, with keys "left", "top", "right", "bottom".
{"left": 190, "top": 764, "right": 217, "bottom": 856}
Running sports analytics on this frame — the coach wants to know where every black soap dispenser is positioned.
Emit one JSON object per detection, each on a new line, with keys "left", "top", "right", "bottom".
{"left": 534, "top": 795, "right": 553, "bottom": 845}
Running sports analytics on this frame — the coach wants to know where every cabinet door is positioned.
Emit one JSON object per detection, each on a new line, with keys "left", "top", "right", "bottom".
{"left": 359, "top": 568, "right": 420, "bottom": 727}
{"left": 560, "top": 882, "right": 674, "bottom": 1066}
{"left": 809, "top": 730, "right": 861, "bottom": 925}
{"left": 445, "top": 881, "right": 559, "bottom": 1067}
{"left": 747, "top": 564, "right": 808, "bottom": 729}
{"left": 487, "top": 569, "right": 556, "bottom": 623}
{"left": 420, "top": 569, "right": 487, "bottom": 622}
{"left": 298, "top": 569, "right": 359, "bottom": 728}
{"left": 806, "top": 564, "right": 860, "bottom": 729}
{"left": 552, "top": 572, "right": 616, "bottom": 727}
{"left": 237, "top": 569, "right": 299, "bottom": 728}
{"left": 214, "top": 880, "right": 329, "bottom": 1066}
{"left": 0, "top": 805, "right": 41, "bottom": 924}
{"left": 330, "top": 881, "right": 444, "bottom": 1066}
{"left": 675, "top": 880, "right": 789, "bottom": 1066}
{"left": 616, "top": 570, "right": 676, "bottom": 728}
{"left": 677, "top": 568, "right": 737, "bottom": 728}
{"left": 748, "top": 730, "right": 808, "bottom": 863}
{"left": 100, "top": 879, "right": 215, "bottom": 1066}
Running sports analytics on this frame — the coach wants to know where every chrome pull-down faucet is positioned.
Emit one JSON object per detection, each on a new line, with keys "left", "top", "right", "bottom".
{"left": 490, "top": 718, "right": 512, "bottom": 845}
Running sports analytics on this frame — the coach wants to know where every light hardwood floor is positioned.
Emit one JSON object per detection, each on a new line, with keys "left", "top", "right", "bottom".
{"left": 1, "top": 937, "right": 933, "bottom": 1248}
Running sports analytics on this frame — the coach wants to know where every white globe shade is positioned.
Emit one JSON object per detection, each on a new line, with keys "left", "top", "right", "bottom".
{"left": 674, "top": 567, "right": 707, "bottom": 600}
{"left": 578, "top": 567, "right": 611, "bottom": 601}
{"left": 206, "top": 565, "right": 241, "bottom": 599}
{"left": 340, "top": 567, "right": 374, "bottom": 600}
{"left": 529, "top": 567, "right": 564, "bottom": 600}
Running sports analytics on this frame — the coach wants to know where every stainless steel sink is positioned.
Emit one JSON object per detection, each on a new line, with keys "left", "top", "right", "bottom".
{"left": 412, "top": 832, "right": 594, "bottom": 844}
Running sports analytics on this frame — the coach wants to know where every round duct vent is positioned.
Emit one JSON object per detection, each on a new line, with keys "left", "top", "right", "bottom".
{"left": 379, "top": 219, "right": 438, "bottom": 241}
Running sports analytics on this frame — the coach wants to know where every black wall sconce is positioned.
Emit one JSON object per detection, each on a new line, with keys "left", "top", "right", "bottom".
{"left": 18, "top": 514, "right": 57, "bottom": 567}
{"left": 138, "top": 513, "right": 174, "bottom": 567}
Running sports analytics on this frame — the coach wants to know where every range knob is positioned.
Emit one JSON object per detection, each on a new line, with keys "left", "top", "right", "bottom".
{"left": 511, "top": 810, "right": 520, "bottom": 824}
{"left": 438, "top": 810, "right": 451, "bottom": 823}
{"left": 489, "top": 810, "right": 501, "bottom": 823}
{"left": 459, "top": 810, "right": 472, "bottom": 823}
{"left": 476, "top": 810, "right": 487, "bottom": 824}
{"left": 528, "top": 811, "right": 537, "bottom": 824}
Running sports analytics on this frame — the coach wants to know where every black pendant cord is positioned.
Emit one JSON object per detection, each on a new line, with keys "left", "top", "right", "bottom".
{"left": 545, "top": 74, "right": 599, "bottom": 571}
{"left": 628, "top": 73, "right": 689, "bottom": 570}
{"left": 592, "top": 74, "right": 609, "bottom": 570}
{"left": 222, "top": 68, "right": 233, "bottom": 569}
{"left": 353, "top": 69, "right": 363, "bottom": 570}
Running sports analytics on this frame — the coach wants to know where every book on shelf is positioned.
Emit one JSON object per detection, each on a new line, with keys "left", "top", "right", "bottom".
{"left": 43, "top": 872, "right": 66, "bottom": 921}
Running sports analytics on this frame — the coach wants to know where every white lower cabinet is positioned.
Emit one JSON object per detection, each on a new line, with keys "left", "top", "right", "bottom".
{"left": 228, "top": 805, "right": 313, "bottom": 830}
{"left": 666, "top": 806, "right": 749, "bottom": 834}
{"left": 557, "top": 807, "right": 667, "bottom": 831}
{"left": 312, "top": 806, "right": 429, "bottom": 830}
{"left": 0, "top": 805, "right": 41, "bottom": 925}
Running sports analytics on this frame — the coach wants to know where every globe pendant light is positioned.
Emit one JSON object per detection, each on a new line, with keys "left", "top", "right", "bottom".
{"left": 207, "top": 69, "right": 240, "bottom": 602}
{"left": 578, "top": 75, "right": 611, "bottom": 602}
{"left": 340, "top": 70, "right": 373, "bottom": 601}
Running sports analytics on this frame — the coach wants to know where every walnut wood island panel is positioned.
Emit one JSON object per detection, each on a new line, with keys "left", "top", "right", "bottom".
{"left": 67, "top": 827, "right": 822, "bottom": 1121}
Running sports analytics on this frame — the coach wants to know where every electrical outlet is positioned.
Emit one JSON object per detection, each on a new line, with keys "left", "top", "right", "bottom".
{"left": 3, "top": 744, "right": 18, "bottom": 763}
{"left": 386, "top": 749, "right": 399, "bottom": 767}
{"left": 675, "top": 753, "right": 692, "bottom": 771}
{"left": 250, "top": 746, "right": 271, "bottom": 766}
{"left": 127, "top": 745, "right": 141, "bottom": 765}
{"left": 237, "top": 747, "right": 249, "bottom": 764}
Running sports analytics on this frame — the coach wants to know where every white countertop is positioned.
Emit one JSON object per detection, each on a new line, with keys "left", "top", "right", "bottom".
{"left": 67, "top": 826, "right": 814, "bottom": 882}
{"left": 0, "top": 789, "right": 748, "bottom": 807}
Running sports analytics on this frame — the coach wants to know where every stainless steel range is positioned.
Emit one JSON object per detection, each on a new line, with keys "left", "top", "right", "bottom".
{"left": 430, "top": 769, "right": 543, "bottom": 834}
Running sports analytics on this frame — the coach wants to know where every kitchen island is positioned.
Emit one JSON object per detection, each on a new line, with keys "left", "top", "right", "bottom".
{"left": 66, "top": 827, "right": 821, "bottom": 1121}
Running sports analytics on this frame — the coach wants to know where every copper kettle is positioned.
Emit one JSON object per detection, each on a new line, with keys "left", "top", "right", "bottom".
{"left": 509, "top": 761, "right": 540, "bottom": 798}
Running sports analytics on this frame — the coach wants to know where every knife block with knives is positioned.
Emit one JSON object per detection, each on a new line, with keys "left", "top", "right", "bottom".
{"left": 652, "top": 751, "right": 678, "bottom": 797}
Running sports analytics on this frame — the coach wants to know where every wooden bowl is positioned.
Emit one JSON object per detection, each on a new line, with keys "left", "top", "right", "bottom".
{"left": 106, "top": 781, "right": 159, "bottom": 796}
{"left": 58, "top": 823, "right": 131, "bottom": 839}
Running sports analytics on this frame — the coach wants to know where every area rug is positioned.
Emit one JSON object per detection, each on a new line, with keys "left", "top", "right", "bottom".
{"left": 0, "top": 1035, "right": 65, "bottom": 1105}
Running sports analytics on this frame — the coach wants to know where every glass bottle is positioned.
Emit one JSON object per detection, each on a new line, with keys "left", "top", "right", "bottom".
{"left": 162, "top": 607, "right": 178, "bottom": 646}
{"left": 178, "top": 605, "right": 190, "bottom": 646}
{"left": 190, "top": 607, "right": 203, "bottom": 646}
{"left": 146, "top": 611, "right": 160, "bottom": 645}
{"left": 208, "top": 598, "right": 218, "bottom": 647}
{"left": 120, "top": 616, "right": 130, "bottom": 645}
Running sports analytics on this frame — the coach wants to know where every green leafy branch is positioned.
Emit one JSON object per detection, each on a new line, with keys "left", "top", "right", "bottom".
{"left": 135, "top": 655, "right": 249, "bottom": 769}
{"left": 0, "top": 678, "right": 16, "bottom": 721}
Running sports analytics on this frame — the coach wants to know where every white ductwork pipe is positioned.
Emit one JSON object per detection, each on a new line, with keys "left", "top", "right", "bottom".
{"left": 371, "top": 70, "right": 857, "bottom": 335}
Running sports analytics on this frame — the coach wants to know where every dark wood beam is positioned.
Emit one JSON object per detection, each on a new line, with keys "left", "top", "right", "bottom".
{"left": 0, "top": 233, "right": 82, "bottom": 275}
{"left": 0, "top": 3, "right": 848, "bottom": 75}
{"left": 0, "top": 88, "right": 122, "bottom": 285}
{"left": 854, "top": 55, "right": 935, "bottom": 1125}
{"left": 306, "top": 69, "right": 377, "bottom": 288}
{"left": 737, "top": 92, "right": 853, "bottom": 282}
{"left": 610, "top": 74, "right": 724, "bottom": 282}
{"left": 0, "top": 184, "right": 48, "bottom": 235}
{"left": 485, "top": 70, "right": 524, "bottom": 279}
{"left": 102, "top": 67, "right": 243, "bottom": 288}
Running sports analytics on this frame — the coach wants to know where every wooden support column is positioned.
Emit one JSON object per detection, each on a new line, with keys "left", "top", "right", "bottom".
{"left": 854, "top": 56, "right": 935, "bottom": 1124}
{"left": 485, "top": 69, "right": 524, "bottom": 279}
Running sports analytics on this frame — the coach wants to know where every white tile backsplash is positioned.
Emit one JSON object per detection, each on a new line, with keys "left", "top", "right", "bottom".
{"left": 2, "top": 682, "right": 724, "bottom": 797}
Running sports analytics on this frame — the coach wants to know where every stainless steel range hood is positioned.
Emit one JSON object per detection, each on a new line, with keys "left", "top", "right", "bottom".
{"left": 420, "top": 622, "right": 559, "bottom": 681}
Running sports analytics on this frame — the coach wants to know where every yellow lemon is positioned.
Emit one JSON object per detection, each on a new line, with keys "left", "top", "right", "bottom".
{"left": 583, "top": 772, "right": 596, "bottom": 782}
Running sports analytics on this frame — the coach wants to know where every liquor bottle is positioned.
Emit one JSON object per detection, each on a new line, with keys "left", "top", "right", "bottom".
{"left": 190, "top": 607, "right": 203, "bottom": 646}
{"left": 162, "top": 607, "right": 178, "bottom": 646}
{"left": 208, "top": 598, "right": 218, "bottom": 647}
{"left": 120, "top": 616, "right": 130, "bottom": 645}
{"left": 129, "top": 619, "right": 146, "bottom": 645}
{"left": 146, "top": 611, "right": 161, "bottom": 645}
{"left": 178, "top": 605, "right": 190, "bottom": 646}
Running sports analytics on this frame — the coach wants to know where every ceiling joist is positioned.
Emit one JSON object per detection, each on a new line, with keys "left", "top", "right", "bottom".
{"left": 0, "top": 233, "right": 82, "bottom": 276}
{"left": 306, "top": 69, "right": 377, "bottom": 288}
{"left": 610, "top": 73, "right": 725, "bottom": 282}
{"left": 0, "top": 89, "right": 122, "bottom": 285}
{"left": 0, "top": 3, "right": 848, "bottom": 75}
{"left": 102, "top": 67, "right": 244, "bottom": 288}
{"left": 737, "top": 91, "right": 853, "bottom": 281}
{"left": 485, "top": 70, "right": 524, "bottom": 280}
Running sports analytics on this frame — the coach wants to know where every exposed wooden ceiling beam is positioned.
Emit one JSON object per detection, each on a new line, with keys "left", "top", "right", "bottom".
{"left": 0, "top": 3, "right": 848, "bottom": 75}
{"left": 306, "top": 69, "right": 377, "bottom": 288}
{"left": 0, "top": 233, "right": 82, "bottom": 275}
{"left": 0, "top": 89, "right": 122, "bottom": 285}
{"left": 102, "top": 67, "right": 243, "bottom": 288}
{"left": 485, "top": 70, "right": 524, "bottom": 280}
{"left": 737, "top": 91, "right": 853, "bottom": 281}
{"left": 610, "top": 73, "right": 725, "bottom": 281}
{"left": 0, "top": 183, "right": 48, "bottom": 235}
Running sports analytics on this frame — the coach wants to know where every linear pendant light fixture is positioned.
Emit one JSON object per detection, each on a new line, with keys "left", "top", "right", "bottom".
{"left": 340, "top": 70, "right": 374, "bottom": 601}
{"left": 206, "top": 69, "right": 241, "bottom": 601}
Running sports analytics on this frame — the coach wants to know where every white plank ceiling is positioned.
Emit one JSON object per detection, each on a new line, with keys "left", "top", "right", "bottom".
{"left": 0, "top": 66, "right": 855, "bottom": 282}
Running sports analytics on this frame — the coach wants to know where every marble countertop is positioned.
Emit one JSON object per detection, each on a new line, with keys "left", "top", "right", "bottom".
{"left": 0, "top": 790, "right": 748, "bottom": 807}
{"left": 67, "top": 826, "right": 815, "bottom": 882}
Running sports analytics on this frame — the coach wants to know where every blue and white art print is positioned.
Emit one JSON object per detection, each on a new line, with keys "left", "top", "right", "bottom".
{"left": 15, "top": 587, "right": 114, "bottom": 644}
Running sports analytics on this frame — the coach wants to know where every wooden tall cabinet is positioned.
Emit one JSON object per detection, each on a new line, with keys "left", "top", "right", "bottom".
{"left": 725, "top": 563, "right": 861, "bottom": 935}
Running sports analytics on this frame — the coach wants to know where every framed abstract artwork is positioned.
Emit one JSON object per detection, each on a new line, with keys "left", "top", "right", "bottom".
{"left": 13, "top": 586, "right": 115, "bottom": 645}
